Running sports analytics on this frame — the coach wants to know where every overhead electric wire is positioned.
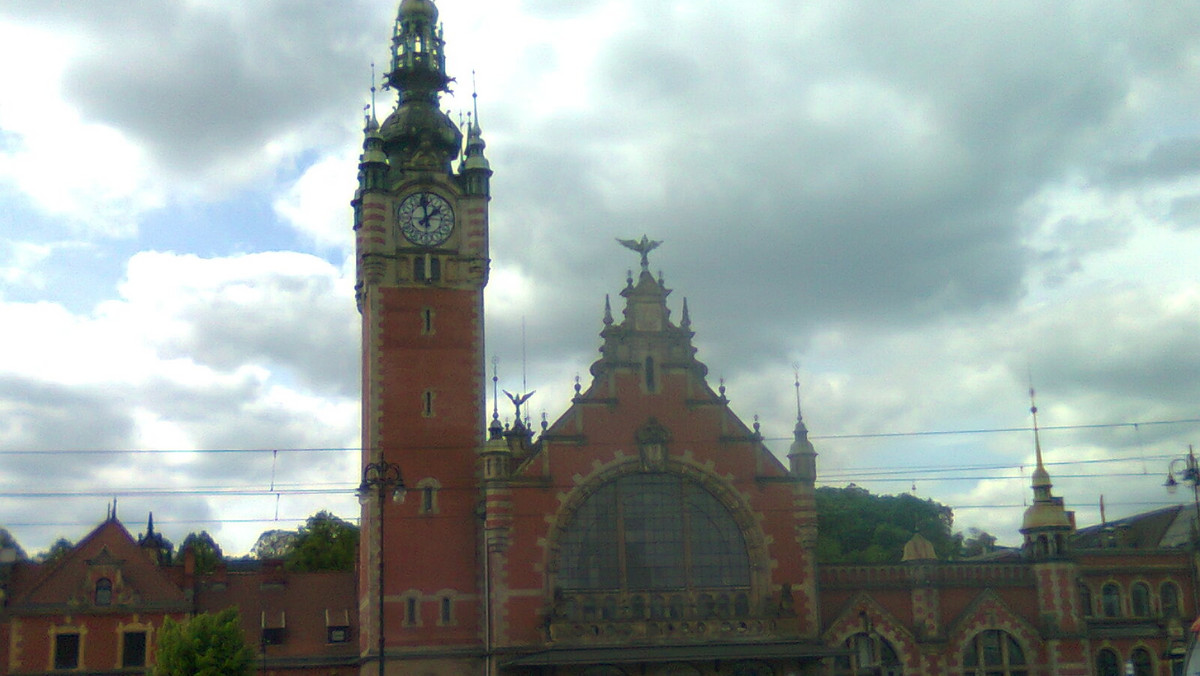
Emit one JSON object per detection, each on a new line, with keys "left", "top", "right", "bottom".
{"left": 0, "top": 415, "right": 1193, "bottom": 456}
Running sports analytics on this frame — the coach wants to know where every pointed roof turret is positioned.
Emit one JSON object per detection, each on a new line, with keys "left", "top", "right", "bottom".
{"left": 787, "top": 367, "right": 818, "bottom": 482}
{"left": 1020, "top": 388, "right": 1075, "bottom": 559}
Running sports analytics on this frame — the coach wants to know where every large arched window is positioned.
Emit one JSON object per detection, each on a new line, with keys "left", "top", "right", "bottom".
{"left": 962, "top": 630, "right": 1027, "bottom": 676}
{"left": 1095, "top": 648, "right": 1119, "bottom": 676}
{"left": 558, "top": 473, "right": 750, "bottom": 592}
{"left": 835, "top": 632, "right": 902, "bottom": 676}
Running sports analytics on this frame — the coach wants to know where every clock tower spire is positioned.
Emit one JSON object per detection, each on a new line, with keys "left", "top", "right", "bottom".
{"left": 352, "top": 0, "right": 491, "bottom": 672}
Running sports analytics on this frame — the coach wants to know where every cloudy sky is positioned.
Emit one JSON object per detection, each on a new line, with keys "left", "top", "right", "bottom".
{"left": 1, "top": 0, "right": 1199, "bottom": 557}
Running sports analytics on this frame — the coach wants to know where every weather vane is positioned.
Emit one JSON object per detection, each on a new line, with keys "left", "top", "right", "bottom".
{"left": 617, "top": 235, "right": 662, "bottom": 272}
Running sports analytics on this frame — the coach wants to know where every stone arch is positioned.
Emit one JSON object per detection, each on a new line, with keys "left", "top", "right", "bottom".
{"left": 824, "top": 593, "right": 917, "bottom": 675}
{"left": 945, "top": 590, "right": 1041, "bottom": 672}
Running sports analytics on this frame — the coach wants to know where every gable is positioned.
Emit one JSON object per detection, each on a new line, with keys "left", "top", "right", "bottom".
{"left": 11, "top": 519, "right": 186, "bottom": 610}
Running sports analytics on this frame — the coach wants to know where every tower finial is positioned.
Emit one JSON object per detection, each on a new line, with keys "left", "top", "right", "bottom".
{"left": 491, "top": 356, "right": 500, "bottom": 422}
{"left": 1030, "top": 385, "right": 1045, "bottom": 474}
{"left": 472, "top": 69, "right": 480, "bottom": 129}
{"left": 793, "top": 362, "right": 807, "bottom": 431}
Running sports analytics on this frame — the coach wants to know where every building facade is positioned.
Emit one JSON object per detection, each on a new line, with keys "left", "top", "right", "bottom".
{"left": 351, "top": 3, "right": 1200, "bottom": 676}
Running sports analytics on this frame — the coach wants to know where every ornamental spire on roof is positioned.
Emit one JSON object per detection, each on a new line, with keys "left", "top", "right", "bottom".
{"left": 378, "top": 0, "right": 463, "bottom": 171}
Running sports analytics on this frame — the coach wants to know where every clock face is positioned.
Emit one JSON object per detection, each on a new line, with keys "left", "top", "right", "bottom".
{"left": 396, "top": 192, "right": 454, "bottom": 247}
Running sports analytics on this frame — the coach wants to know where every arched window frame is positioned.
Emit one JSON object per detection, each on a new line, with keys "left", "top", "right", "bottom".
{"left": 1130, "top": 581, "right": 1151, "bottom": 617}
{"left": 1095, "top": 648, "right": 1120, "bottom": 676}
{"left": 556, "top": 472, "right": 752, "bottom": 593}
{"left": 415, "top": 477, "right": 441, "bottom": 515}
{"left": 1078, "top": 581, "right": 1094, "bottom": 617}
{"left": 94, "top": 578, "right": 112, "bottom": 606}
{"left": 961, "top": 629, "right": 1028, "bottom": 676}
{"left": 1130, "top": 646, "right": 1153, "bottom": 676}
{"left": 548, "top": 463, "right": 768, "bottom": 624}
{"left": 436, "top": 591, "right": 456, "bottom": 626}
{"left": 401, "top": 591, "right": 421, "bottom": 627}
{"left": 1161, "top": 580, "right": 1182, "bottom": 618}
{"left": 1101, "top": 582, "right": 1122, "bottom": 618}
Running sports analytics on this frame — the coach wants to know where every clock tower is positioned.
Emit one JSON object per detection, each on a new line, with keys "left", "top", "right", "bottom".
{"left": 352, "top": 0, "right": 491, "bottom": 672}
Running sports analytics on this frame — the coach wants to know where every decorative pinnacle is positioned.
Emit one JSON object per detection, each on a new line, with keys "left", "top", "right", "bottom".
{"left": 680, "top": 298, "right": 691, "bottom": 329}
{"left": 793, "top": 362, "right": 808, "bottom": 434}
{"left": 1030, "top": 386, "right": 1044, "bottom": 471}
{"left": 617, "top": 235, "right": 662, "bottom": 272}
{"left": 603, "top": 294, "right": 613, "bottom": 325}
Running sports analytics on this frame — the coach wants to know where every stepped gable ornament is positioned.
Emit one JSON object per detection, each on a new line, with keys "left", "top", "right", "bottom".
{"left": 617, "top": 235, "right": 662, "bottom": 272}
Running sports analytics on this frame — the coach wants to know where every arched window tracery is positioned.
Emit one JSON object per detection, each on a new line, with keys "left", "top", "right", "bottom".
{"left": 962, "top": 630, "right": 1027, "bottom": 676}
{"left": 553, "top": 472, "right": 755, "bottom": 624}
{"left": 558, "top": 473, "right": 750, "bottom": 592}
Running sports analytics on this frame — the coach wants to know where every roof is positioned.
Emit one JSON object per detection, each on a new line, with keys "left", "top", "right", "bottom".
{"left": 8, "top": 518, "right": 187, "bottom": 611}
{"left": 1073, "top": 505, "right": 1189, "bottom": 549}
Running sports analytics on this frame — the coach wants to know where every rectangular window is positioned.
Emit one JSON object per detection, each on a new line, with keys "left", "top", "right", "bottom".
{"left": 54, "top": 633, "right": 80, "bottom": 670}
{"left": 261, "top": 627, "right": 286, "bottom": 646}
{"left": 440, "top": 596, "right": 452, "bottom": 624}
{"left": 405, "top": 597, "right": 418, "bottom": 626}
{"left": 122, "top": 632, "right": 147, "bottom": 668}
{"left": 327, "top": 626, "right": 351, "bottom": 643}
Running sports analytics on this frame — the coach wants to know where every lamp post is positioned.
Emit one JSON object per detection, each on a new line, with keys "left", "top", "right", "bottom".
{"left": 1163, "top": 445, "right": 1200, "bottom": 548}
{"left": 358, "top": 461, "right": 405, "bottom": 676}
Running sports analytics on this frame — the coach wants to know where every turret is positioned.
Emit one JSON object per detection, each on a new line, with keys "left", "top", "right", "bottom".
{"left": 1019, "top": 390, "right": 1075, "bottom": 560}
{"left": 787, "top": 371, "right": 818, "bottom": 482}
{"left": 379, "top": 0, "right": 463, "bottom": 171}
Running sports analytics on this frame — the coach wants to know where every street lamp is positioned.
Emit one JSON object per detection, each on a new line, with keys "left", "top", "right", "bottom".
{"left": 358, "top": 461, "right": 406, "bottom": 676}
{"left": 1163, "top": 445, "right": 1200, "bottom": 548}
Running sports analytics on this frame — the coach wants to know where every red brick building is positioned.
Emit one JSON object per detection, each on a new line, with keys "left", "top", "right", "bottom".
{"left": 0, "top": 515, "right": 360, "bottom": 676}
{"left": 350, "top": 2, "right": 1200, "bottom": 676}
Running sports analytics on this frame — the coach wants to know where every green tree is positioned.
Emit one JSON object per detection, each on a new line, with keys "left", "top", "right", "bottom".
{"left": 815, "top": 484, "right": 960, "bottom": 564}
{"left": 155, "top": 608, "right": 254, "bottom": 676}
{"left": 36, "top": 538, "right": 74, "bottom": 564}
{"left": 251, "top": 529, "right": 297, "bottom": 560}
{"left": 181, "top": 531, "right": 223, "bottom": 574}
{"left": 285, "top": 511, "right": 359, "bottom": 572}
{"left": 960, "top": 527, "right": 999, "bottom": 557}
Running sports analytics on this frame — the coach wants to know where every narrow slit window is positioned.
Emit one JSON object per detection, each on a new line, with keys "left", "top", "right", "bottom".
{"left": 405, "top": 597, "right": 418, "bottom": 626}
{"left": 423, "top": 390, "right": 435, "bottom": 417}
{"left": 421, "top": 308, "right": 434, "bottom": 335}
{"left": 644, "top": 356, "right": 657, "bottom": 391}
{"left": 440, "top": 596, "right": 452, "bottom": 624}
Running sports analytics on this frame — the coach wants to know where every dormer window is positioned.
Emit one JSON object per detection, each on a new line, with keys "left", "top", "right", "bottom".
{"left": 95, "top": 578, "right": 112, "bottom": 606}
